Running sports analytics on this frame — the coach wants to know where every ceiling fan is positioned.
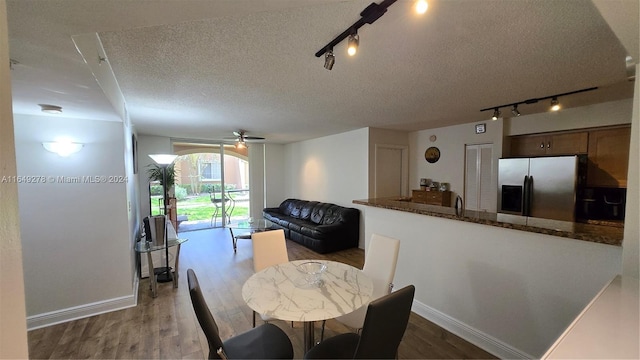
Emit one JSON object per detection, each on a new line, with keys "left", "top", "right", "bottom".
{"left": 224, "top": 130, "right": 265, "bottom": 148}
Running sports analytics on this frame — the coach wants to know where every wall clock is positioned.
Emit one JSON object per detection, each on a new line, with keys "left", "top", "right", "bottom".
{"left": 425, "top": 146, "right": 441, "bottom": 163}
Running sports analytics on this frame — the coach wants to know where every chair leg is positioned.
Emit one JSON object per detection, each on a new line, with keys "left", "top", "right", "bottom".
{"left": 320, "top": 320, "right": 326, "bottom": 341}
{"left": 210, "top": 207, "right": 219, "bottom": 226}
{"left": 253, "top": 310, "right": 256, "bottom": 328}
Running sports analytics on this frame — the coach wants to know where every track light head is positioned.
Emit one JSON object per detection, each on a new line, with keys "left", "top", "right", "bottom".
{"left": 347, "top": 32, "right": 359, "bottom": 56}
{"left": 511, "top": 105, "right": 521, "bottom": 117}
{"left": 415, "top": 0, "right": 428, "bottom": 14}
{"left": 324, "top": 49, "right": 335, "bottom": 70}
{"left": 550, "top": 97, "right": 561, "bottom": 111}
{"left": 491, "top": 108, "right": 501, "bottom": 121}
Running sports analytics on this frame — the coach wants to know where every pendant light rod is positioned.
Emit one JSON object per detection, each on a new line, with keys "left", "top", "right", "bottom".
{"left": 315, "top": 0, "right": 398, "bottom": 58}
{"left": 479, "top": 86, "right": 598, "bottom": 112}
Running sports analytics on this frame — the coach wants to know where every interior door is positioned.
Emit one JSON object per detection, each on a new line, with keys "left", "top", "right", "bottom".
{"left": 374, "top": 145, "right": 407, "bottom": 198}
{"left": 465, "top": 144, "right": 494, "bottom": 211}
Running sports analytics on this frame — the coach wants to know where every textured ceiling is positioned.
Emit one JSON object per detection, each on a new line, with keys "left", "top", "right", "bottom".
{"left": 7, "top": 0, "right": 638, "bottom": 144}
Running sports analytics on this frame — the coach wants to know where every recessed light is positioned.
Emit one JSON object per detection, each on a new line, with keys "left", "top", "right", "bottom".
{"left": 39, "top": 104, "right": 63, "bottom": 114}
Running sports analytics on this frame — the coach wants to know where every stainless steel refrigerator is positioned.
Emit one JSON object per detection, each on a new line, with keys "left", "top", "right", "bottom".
{"left": 498, "top": 155, "right": 586, "bottom": 222}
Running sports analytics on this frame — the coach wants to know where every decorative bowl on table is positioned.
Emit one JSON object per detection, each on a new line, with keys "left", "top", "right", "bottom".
{"left": 296, "top": 261, "right": 327, "bottom": 286}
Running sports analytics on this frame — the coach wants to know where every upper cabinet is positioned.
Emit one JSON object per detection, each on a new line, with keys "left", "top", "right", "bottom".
{"left": 587, "top": 126, "right": 631, "bottom": 188}
{"left": 508, "top": 125, "right": 631, "bottom": 188}
{"left": 510, "top": 131, "right": 588, "bottom": 157}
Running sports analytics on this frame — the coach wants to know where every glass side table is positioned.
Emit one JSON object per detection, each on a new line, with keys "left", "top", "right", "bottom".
{"left": 135, "top": 238, "right": 188, "bottom": 297}
{"left": 227, "top": 218, "right": 275, "bottom": 253}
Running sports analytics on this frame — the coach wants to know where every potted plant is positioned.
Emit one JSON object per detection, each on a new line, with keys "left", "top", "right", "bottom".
{"left": 146, "top": 163, "right": 177, "bottom": 189}
{"left": 147, "top": 163, "right": 179, "bottom": 221}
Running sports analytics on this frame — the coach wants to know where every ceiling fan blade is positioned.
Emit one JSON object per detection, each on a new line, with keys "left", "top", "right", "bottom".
{"left": 232, "top": 131, "right": 243, "bottom": 137}
{"left": 243, "top": 136, "right": 265, "bottom": 140}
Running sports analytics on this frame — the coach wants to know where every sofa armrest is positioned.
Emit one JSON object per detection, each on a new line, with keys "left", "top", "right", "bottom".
{"left": 263, "top": 207, "right": 280, "bottom": 213}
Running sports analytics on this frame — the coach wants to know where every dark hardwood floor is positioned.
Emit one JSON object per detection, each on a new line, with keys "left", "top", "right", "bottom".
{"left": 28, "top": 227, "right": 497, "bottom": 359}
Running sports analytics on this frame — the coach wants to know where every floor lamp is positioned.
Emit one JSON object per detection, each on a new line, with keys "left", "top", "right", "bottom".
{"left": 149, "top": 154, "right": 178, "bottom": 283}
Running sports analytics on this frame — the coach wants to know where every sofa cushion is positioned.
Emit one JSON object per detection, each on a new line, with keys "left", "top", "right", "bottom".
{"left": 322, "top": 205, "right": 343, "bottom": 225}
{"left": 310, "top": 203, "right": 330, "bottom": 224}
{"left": 289, "top": 200, "right": 305, "bottom": 219}
{"left": 299, "top": 201, "right": 319, "bottom": 221}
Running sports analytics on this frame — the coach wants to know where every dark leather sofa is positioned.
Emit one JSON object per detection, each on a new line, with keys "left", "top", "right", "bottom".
{"left": 262, "top": 199, "right": 360, "bottom": 254}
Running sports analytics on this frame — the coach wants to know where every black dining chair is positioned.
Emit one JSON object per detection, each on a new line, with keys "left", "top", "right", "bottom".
{"left": 304, "top": 284, "right": 415, "bottom": 359}
{"left": 187, "top": 269, "right": 294, "bottom": 359}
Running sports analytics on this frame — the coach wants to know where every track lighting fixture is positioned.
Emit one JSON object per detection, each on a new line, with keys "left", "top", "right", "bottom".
{"left": 491, "top": 108, "right": 501, "bottom": 121}
{"left": 324, "top": 49, "right": 335, "bottom": 70}
{"left": 480, "top": 86, "right": 597, "bottom": 118}
{"left": 511, "top": 104, "right": 521, "bottom": 117}
{"left": 347, "top": 32, "right": 359, "bottom": 56}
{"left": 315, "top": 0, "right": 401, "bottom": 68}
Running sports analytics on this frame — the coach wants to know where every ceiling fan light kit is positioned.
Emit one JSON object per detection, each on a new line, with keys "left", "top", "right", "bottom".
{"left": 223, "top": 130, "right": 265, "bottom": 149}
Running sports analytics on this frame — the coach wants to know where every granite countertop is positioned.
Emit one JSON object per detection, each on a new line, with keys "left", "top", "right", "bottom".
{"left": 353, "top": 197, "right": 624, "bottom": 246}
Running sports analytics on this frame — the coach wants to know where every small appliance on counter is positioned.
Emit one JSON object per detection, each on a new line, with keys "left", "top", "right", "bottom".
{"left": 576, "top": 187, "right": 626, "bottom": 222}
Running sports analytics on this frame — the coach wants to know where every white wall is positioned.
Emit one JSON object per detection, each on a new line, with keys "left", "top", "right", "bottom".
{"left": 410, "top": 119, "right": 504, "bottom": 212}
{"left": 284, "top": 128, "right": 369, "bottom": 247}
{"left": 248, "top": 144, "right": 265, "bottom": 218}
{"left": 14, "top": 114, "right": 134, "bottom": 327}
{"left": 363, "top": 206, "right": 622, "bottom": 358}
{"left": 622, "top": 68, "right": 639, "bottom": 279}
{"left": 264, "top": 143, "right": 286, "bottom": 208}
{"left": 0, "top": 0, "right": 29, "bottom": 356}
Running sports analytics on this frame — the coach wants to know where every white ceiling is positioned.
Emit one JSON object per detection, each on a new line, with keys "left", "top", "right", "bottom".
{"left": 7, "top": 0, "right": 638, "bottom": 144}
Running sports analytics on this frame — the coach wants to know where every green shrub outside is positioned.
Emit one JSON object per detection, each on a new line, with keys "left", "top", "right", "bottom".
{"left": 150, "top": 185, "right": 163, "bottom": 196}
{"left": 174, "top": 186, "right": 188, "bottom": 200}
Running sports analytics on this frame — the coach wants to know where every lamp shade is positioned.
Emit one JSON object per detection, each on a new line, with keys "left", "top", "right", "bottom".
{"left": 149, "top": 154, "right": 178, "bottom": 165}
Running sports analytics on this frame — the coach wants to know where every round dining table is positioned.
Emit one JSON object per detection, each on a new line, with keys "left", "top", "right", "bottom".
{"left": 242, "top": 259, "right": 373, "bottom": 352}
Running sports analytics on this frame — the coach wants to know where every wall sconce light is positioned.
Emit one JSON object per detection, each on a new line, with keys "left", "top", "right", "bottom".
{"left": 550, "top": 97, "right": 561, "bottom": 111}
{"left": 39, "top": 104, "right": 63, "bottom": 114}
{"left": 42, "top": 141, "right": 83, "bottom": 157}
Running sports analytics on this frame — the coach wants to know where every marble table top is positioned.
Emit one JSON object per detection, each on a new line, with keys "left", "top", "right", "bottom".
{"left": 242, "top": 260, "right": 373, "bottom": 322}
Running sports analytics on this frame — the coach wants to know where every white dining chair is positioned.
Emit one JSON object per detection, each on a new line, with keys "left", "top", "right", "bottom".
{"left": 251, "top": 229, "right": 289, "bottom": 327}
{"left": 321, "top": 233, "right": 400, "bottom": 339}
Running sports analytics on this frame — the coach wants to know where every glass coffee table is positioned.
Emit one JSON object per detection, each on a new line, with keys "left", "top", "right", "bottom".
{"left": 227, "top": 218, "right": 275, "bottom": 253}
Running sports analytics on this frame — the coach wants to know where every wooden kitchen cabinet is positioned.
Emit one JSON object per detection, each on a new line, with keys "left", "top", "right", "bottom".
{"left": 587, "top": 126, "right": 631, "bottom": 188}
{"left": 510, "top": 131, "right": 588, "bottom": 157}
{"left": 412, "top": 190, "right": 451, "bottom": 207}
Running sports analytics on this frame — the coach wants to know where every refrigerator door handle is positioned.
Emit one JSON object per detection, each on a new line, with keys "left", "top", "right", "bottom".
{"left": 526, "top": 175, "right": 534, "bottom": 216}
{"left": 522, "top": 176, "right": 530, "bottom": 216}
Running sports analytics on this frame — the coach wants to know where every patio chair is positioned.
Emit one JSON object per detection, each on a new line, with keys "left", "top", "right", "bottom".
{"left": 210, "top": 191, "right": 233, "bottom": 226}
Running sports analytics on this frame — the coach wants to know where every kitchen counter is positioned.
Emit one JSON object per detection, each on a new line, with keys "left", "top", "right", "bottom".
{"left": 353, "top": 197, "right": 623, "bottom": 246}
{"left": 542, "top": 275, "right": 639, "bottom": 359}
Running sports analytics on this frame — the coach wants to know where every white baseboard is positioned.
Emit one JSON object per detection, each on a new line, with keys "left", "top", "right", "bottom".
{"left": 27, "top": 277, "right": 140, "bottom": 331}
{"left": 411, "top": 299, "right": 535, "bottom": 360}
